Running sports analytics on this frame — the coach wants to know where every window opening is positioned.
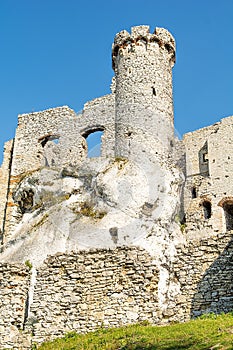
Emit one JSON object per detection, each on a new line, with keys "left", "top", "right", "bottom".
{"left": 198, "top": 141, "right": 209, "bottom": 175}
{"left": 165, "top": 43, "right": 172, "bottom": 53}
{"left": 192, "top": 187, "right": 197, "bottom": 199}
{"left": 223, "top": 201, "right": 233, "bottom": 231}
{"left": 152, "top": 87, "right": 156, "bottom": 96}
{"left": 39, "top": 134, "right": 60, "bottom": 148}
{"left": 203, "top": 153, "right": 208, "bottom": 163}
{"left": 202, "top": 200, "right": 211, "bottom": 219}
{"left": 84, "top": 130, "right": 103, "bottom": 158}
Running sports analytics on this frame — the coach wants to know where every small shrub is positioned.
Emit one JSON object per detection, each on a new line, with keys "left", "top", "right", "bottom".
{"left": 72, "top": 201, "right": 107, "bottom": 219}
{"left": 25, "top": 259, "right": 33, "bottom": 270}
{"left": 180, "top": 223, "right": 186, "bottom": 233}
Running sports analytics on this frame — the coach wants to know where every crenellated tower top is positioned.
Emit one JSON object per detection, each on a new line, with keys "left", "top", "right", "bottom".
{"left": 112, "top": 25, "right": 176, "bottom": 71}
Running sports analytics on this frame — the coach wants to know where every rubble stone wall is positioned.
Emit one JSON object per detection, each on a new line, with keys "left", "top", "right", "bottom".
{"left": 12, "top": 106, "right": 84, "bottom": 176}
{"left": 0, "top": 239, "right": 233, "bottom": 348}
{"left": 0, "top": 262, "right": 31, "bottom": 350}
{"left": 174, "top": 231, "right": 233, "bottom": 321}
{"left": 30, "top": 247, "right": 159, "bottom": 344}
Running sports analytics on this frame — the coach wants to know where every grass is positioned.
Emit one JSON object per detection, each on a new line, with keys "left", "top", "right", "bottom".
{"left": 36, "top": 313, "right": 233, "bottom": 350}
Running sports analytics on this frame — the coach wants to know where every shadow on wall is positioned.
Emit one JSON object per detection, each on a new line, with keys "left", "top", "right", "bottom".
{"left": 191, "top": 236, "right": 233, "bottom": 318}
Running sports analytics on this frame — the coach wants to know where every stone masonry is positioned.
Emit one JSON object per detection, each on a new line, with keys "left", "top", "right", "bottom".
{"left": 0, "top": 25, "right": 233, "bottom": 349}
{"left": 0, "top": 263, "right": 31, "bottom": 349}
{"left": 30, "top": 247, "right": 159, "bottom": 344}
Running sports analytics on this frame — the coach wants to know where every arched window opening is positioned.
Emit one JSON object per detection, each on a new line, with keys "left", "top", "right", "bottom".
{"left": 202, "top": 200, "right": 211, "bottom": 219}
{"left": 83, "top": 129, "right": 104, "bottom": 158}
{"left": 223, "top": 201, "right": 233, "bottom": 231}
{"left": 38, "top": 134, "right": 60, "bottom": 148}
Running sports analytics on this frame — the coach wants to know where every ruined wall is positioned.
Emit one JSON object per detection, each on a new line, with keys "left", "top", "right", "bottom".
{"left": 12, "top": 106, "right": 84, "bottom": 176}
{"left": 173, "top": 232, "right": 233, "bottom": 321}
{"left": 3, "top": 106, "right": 86, "bottom": 242}
{"left": 79, "top": 94, "right": 115, "bottom": 158}
{"left": 183, "top": 116, "right": 233, "bottom": 237}
{"left": 2, "top": 100, "right": 116, "bottom": 243}
{"left": 30, "top": 247, "right": 159, "bottom": 344}
{"left": 0, "top": 262, "right": 31, "bottom": 350}
{"left": 0, "top": 236, "right": 233, "bottom": 348}
{"left": 0, "top": 140, "right": 14, "bottom": 240}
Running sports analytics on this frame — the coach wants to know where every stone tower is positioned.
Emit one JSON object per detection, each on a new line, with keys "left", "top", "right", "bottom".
{"left": 112, "top": 25, "right": 176, "bottom": 161}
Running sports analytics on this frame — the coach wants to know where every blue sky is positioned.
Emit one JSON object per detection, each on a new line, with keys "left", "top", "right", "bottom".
{"left": 0, "top": 0, "right": 232, "bottom": 163}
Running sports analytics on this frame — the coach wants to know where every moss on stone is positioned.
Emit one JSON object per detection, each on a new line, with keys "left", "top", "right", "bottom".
{"left": 72, "top": 201, "right": 106, "bottom": 219}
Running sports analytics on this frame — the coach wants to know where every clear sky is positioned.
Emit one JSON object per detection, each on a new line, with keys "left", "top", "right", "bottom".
{"left": 0, "top": 0, "right": 232, "bottom": 164}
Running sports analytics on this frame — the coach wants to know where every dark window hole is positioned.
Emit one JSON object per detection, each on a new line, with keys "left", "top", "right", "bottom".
{"left": 152, "top": 87, "right": 156, "bottom": 96}
{"left": 202, "top": 200, "right": 211, "bottom": 219}
{"left": 223, "top": 201, "right": 233, "bottom": 231}
{"left": 192, "top": 187, "right": 197, "bottom": 199}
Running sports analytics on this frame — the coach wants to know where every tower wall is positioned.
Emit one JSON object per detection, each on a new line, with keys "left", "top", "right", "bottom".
{"left": 112, "top": 26, "right": 176, "bottom": 160}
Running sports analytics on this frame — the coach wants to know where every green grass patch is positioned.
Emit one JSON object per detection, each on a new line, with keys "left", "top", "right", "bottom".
{"left": 35, "top": 313, "right": 233, "bottom": 349}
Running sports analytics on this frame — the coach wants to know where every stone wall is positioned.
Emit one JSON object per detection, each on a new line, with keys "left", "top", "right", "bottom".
{"left": 2, "top": 100, "right": 116, "bottom": 243}
{"left": 173, "top": 231, "right": 233, "bottom": 321}
{"left": 0, "top": 262, "right": 31, "bottom": 350}
{"left": 0, "top": 238, "right": 233, "bottom": 348}
{"left": 12, "top": 106, "right": 84, "bottom": 176}
{"left": 0, "top": 140, "right": 14, "bottom": 241}
{"left": 79, "top": 94, "right": 115, "bottom": 158}
{"left": 4, "top": 106, "right": 85, "bottom": 242}
{"left": 29, "top": 247, "right": 159, "bottom": 344}
{"left": 183, "top": 116, "right": 233, "bottom": 238}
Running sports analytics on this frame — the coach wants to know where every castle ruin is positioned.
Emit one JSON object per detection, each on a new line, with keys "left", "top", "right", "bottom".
{"left": 0, "top": 25, "right": 233, "bottom": 349}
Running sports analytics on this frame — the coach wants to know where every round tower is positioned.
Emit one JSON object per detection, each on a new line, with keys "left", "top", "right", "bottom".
{"left": 112, "top": 25, "right": 176, "bottom": 160}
